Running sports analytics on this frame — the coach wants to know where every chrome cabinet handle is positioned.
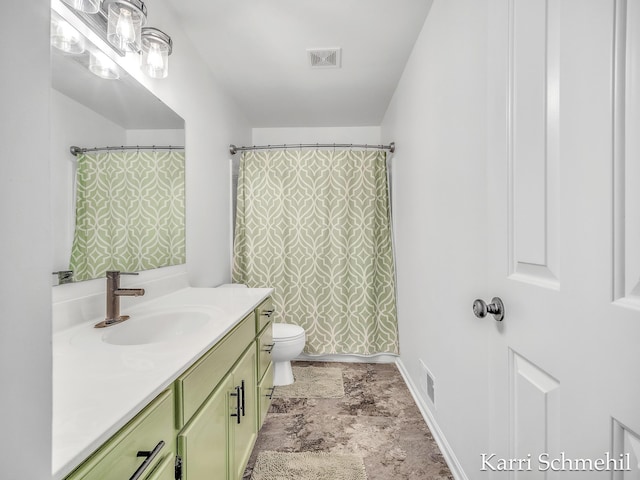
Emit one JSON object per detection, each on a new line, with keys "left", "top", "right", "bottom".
{"left": 473, "top": 297, "right": 505, "bottom": 322}
{"left": 130, "top": 440, "right": 165, "bottom": 480}
{"left": 240, "top": 380, "right": 246, "bottom": 417}
{"left": 265, "top": 386, "right": 276, "bottom": 400}
{"left": 262, "top": 343, "right": 275, "bottom": 353}
{"left": 261, "top": 309, "right": 274, "bottom": 317}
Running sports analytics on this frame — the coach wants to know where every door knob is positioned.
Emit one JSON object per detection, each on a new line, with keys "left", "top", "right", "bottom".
{"left": 473, "top": 297, "right": 504, "bottom": 322}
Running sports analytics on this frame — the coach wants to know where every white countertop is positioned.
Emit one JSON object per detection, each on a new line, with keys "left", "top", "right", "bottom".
{"left": 52, "top": 286, "right": 272, "bottom": 480}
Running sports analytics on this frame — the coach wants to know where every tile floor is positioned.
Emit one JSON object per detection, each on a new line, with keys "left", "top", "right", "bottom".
{"left": 243, "top": 361, "right": 454, "bottom": 480}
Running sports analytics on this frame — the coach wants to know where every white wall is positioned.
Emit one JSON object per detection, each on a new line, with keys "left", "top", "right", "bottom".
{"left": 252, "top": 126, "right": 381, "bottom": 145}
{"left": 381, "top": 0, "right": 490, "bottom": 476}
{"left": 0, "top": 1, "right": 53, "bottom": 478}
{"left": 126, "top": 129, "right": 185, "bottom": 146}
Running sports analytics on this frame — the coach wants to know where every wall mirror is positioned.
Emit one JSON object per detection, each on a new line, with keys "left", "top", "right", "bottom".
{"left": 50, "top": 2, "right": 185, "bottom": 284}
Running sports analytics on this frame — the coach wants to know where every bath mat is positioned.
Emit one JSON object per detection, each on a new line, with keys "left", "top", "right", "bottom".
{"left": 250, "top": 451, "right": 367, "bottom": 480}
{"left": 273, "top": 366, "right": 344, "bottom": 398}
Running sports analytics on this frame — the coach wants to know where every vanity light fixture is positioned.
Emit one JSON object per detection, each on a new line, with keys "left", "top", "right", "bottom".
{"left": 51, "top": 18, "right": 85, "bottom": 54}
{"left": 61, "top": 0, "right": 101, "bottom": 14}
{"left": 58, "top": 0, "right": 173, "bottom": 79}
{"left": 104, "top": 0, "right": 147, "bottom": 53}
{"left": 89, "top": 50, "right": 120, "bottom": 79}
{"left": 141, "top": 28, "right": 172, "bottom": 79}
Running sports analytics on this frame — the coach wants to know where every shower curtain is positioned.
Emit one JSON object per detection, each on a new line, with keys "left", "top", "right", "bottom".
{"left": 233, "top": 149, "right": 399, "bottom": 355}
{"left": 69, "top": 149, "right": 185, "bottom": 281}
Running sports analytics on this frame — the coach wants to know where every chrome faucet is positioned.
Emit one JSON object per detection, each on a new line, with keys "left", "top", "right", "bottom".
{"left": 95, "top": 271, "right": 146, "bottom": 328}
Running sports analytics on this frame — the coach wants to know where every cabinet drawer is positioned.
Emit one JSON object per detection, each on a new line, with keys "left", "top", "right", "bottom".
{"left": 255, "top": 297, "right": 274, "bottom": 333}
{"left": 257, "top": 322, "right": 273, "bottom": 383}
{"left": 66, "top": 389, "right": 174, "bottom": 480}
{"left": 257, "top": 362, "right": 274, "bottom": 429}
{"left": 177, "top": 314, "right": 254, "bottom": 427}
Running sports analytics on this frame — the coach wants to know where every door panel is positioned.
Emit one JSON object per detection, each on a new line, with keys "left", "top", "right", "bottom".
{"left": 487, "top": 0, "right": 640, "bottom": 478}
{"left": 509, "top": 0, "right": 560, "bottom": 284}
{"left": 615, "top": 0, "right": 640, "bottom": 306}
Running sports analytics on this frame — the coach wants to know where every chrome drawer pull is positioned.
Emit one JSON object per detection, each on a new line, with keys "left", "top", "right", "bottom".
{"left": 262, "top": 343, "right": 275, "bottom": 354}
{"left": 261, "top": 309, "right": 274, "bottom": 318}
{"left": 130, "top": 440, "right": 165, "bottom": 480}
{"left": 265, "top": 386, "right": 276, "bottom": 400}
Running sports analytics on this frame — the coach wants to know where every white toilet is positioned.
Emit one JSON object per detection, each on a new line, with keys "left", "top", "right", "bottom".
{"left": 271, "top": 323, "right": 306, "bottom": 386}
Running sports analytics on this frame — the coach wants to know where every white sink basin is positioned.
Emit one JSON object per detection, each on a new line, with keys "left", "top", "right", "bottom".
{"left": 100, "top": 308, "right": 216, "bottom": 346}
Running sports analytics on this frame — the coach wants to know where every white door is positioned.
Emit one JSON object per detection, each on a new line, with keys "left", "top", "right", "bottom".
{"left": 485, "top": 0, "right": 640, "bottom": 478}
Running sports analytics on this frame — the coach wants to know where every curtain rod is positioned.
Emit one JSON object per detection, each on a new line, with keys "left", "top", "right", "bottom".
{"left": 70, "top": 145, "right": 185, "bottom": 156}
{"left": 229, "top": 142, "right": 395, "bottom": 155}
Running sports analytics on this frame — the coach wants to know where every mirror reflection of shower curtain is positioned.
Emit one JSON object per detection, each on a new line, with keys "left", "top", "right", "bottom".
{"left": 69, "top": 149, "right": 186, "bottom": 282}
{"left": 232, "top": 149, "right": 399, "bottom": 355}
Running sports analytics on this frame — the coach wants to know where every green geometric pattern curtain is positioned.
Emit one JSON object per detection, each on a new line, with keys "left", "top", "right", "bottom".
{"left": 69, "top": 149, "right": 185, "bottom": 282}
{"left": 232, "top": 149, "right": 399, "bottom": 355}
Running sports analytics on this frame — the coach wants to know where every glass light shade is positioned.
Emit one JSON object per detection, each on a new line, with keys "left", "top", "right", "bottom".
{"left": 89, "top": 51, "right": 120, "bottom": 80}
{"left": 51, "top": 19, "right": 85, "bottom": 54}
{"left": 60, "top": 0, "right": 101, "bottom": 14}
{"left": 141, "top": 28, "right": 172, "bottom": 79}
{"left": 105, "top": 0, "right": 147, "bottom": 53}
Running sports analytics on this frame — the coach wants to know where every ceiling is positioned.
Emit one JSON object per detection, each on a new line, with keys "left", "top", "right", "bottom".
{"left": 165, "top": 0, "right": 433, "bottom": 128}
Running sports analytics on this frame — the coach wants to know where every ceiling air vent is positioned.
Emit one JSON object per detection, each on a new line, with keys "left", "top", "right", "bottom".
{"left": 307, "top": 48, "right": 342, "bottom": 68}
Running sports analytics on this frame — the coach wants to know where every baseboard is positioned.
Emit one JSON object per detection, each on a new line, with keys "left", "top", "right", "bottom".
{"left": 297, "top": 353, "right": 398, "bottom": 364}
{"left": 394, "top": 358, "right": 469, "bottom": 480}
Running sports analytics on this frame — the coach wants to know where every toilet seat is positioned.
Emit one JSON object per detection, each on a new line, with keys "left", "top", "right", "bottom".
{"left": 272, "top": 323, "right": 305, "bottom": 342}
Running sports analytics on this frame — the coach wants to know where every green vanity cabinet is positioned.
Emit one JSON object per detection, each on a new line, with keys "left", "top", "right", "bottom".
{"left": 177, "top": 344, "right": 257, "bottom": 480}
{"left": 229, "top": 345, "right": 258, "bottom": 480}
{"left": 175, "top": 313, "right": 255, "bottom": 428}
{"left": 257, "top": 361, "right": 274, "bottom": 428}
{"left": 177, "top": 375, "right": 233, "bottom": 479}
{"left": 175, "top": 309, "right": 263, "bottom": 480}
{"left": 255, "top": 297, "right": 275, "bottom": 429}
{"left": 256, "top": 322, "right": 273, "bottom": 382}
{"left": 256, "top": 297, "right": 274, "bottom": 333}
{"left": 256, "top": 323, "right": 274, "bottom": 428}
{"left": 65, "top": 296, "right": 274, "bottom": 480}
{"left": 65, "top": 389, "right": 176, "bottom": 480}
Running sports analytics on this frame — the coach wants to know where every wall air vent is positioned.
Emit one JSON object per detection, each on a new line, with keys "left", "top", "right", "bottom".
{"left": 307, "top": 48, "right": 342, "bottom": 68}
{"left": 419, "top": 359, "right": 436, "bottom": 407}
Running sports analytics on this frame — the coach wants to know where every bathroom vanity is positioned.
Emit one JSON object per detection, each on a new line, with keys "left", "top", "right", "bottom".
{"left": 53, "top": 286, "right": 274, "bottom": 480}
